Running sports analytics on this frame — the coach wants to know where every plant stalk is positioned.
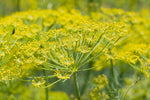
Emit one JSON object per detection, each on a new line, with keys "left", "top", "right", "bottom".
{"left": 109, "top": 50, "right": 115, "bottom": 84}
{"left": 43, "top": 70, "right": 49, "bottom": 100}
{"left": 110, "top": 59, "right": 115, "bottom": 81}
{"left": 73, "top": 72, "right": 81, "bottom": 100}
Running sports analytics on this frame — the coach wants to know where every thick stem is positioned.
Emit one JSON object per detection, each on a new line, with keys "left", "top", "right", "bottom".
{"left": 109, "top": 59, "right": 117, "bottom": 100}
{"left": 73, "top": 72, "right": 81, "bottom": 100}
{"left": 110, "top": 59, "right": 115, "bottom": 81}
{"left": 108, "top": 50, "right": 119, "bottom": 99}
{"left": 43, "top": 70, "right": 49, "bottom": 100}
{"left": 109, "top": 49, "right": 115, "bottom": 85}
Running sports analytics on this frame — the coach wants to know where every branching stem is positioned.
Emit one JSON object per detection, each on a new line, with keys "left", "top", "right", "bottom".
{"left": 43, "top": 70, "right": 49, "bottom": 100}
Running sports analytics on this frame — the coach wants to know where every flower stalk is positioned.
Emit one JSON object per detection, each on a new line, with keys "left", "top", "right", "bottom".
{"left": 43, "top": 70, "right": 49, "bottom": 100}
{"left": 73, "top": 72, "right": 81, "bottom": 100}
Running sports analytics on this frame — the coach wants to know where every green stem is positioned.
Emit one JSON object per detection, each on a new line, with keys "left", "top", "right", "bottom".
{"left": 109, "top": 50, "right": 118, "bottom": 99}
{"left": 73, "top": 72, "right": 81, "bottom": 100}
{"left": 109, "top": 49, "right": 116, "bottom": 85}
{"left": 110, "top": 59, "right": 115, "bottom": 82}
{"left": 43, "top": 70, "right": 49, "bottom": 100}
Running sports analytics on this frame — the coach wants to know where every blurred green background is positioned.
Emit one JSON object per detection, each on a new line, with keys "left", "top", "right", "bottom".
{"left": 0, "top": 0, "right": 150, "bottom": 17}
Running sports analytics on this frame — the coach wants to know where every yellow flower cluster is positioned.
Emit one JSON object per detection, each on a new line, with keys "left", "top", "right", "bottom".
{"left": 32, "top": 77, "right": 46, "bottom": 87}
{"left": 1, "top": 7, "right": 149, "bottom": 83}
{"left": 93, "top": 7, "right": 150, "bottom": 77}
{"left": 90, "top": 74, "right": 109, "bottom": 100}
{"left": 54, "top": 70, "right": 70, "bottom": 79}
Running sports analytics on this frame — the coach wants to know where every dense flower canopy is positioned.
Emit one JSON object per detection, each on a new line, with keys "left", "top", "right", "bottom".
{"left": 0, "top": 7, "right": 150, "bottom": 88}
